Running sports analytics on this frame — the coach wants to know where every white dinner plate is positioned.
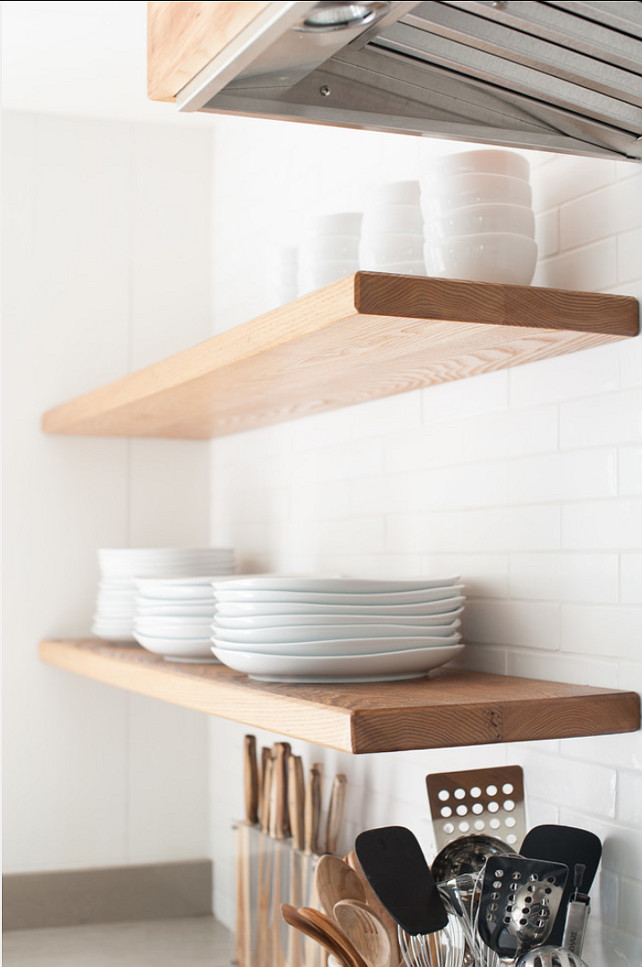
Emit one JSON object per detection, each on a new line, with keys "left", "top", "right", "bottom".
{"left": 136, "top": 586, "right": 217, "bottom": 601}
{"left": 212, "top": 623, "right": 461, "bottom": 644}
{"left": 134, "top": 632, "right": 220, "bottom": 662}
{"left": 215, "top": 596, "right": 465, "bottom": 617}
{"left": 137, "top": 604, "right": 217, "bottom": 617}
{"left": 211, "top": 643, "right": 464, "bottom": 682}
{"left": 214, "top": 610, "right": 463, "bottom": 630}
{"left": 213, "top": 576, "right": 460, "bottom": 594}
{"left": 211, "top": 633, "right": 461, "bottom": 656}
{"left": 213, "top": 586, "right": 464, "bottom": 606}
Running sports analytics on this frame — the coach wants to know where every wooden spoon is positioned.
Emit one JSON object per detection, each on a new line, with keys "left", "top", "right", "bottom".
{"left": 333, "top": 899, "right": 392, "bottom": 967}
{"left": 314, "top": 853, "right": 366, "bottom": 918}
{"left": 280, "top": 904, "right": 366, "bottom": 967}
{"left": 344, "top": 850, "right": 400, "bottom": 965}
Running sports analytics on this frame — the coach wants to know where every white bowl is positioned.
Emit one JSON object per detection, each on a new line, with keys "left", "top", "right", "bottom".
{"left": 420, "top": 173, "right": 532, "bottom": 217}
{"left": 299, "top": 234, "right": 360, "bottom": 261}
{"left": 134, "top": 632, "right": 219, "bottom": 662}
{"left": 361, "top": 203, "right": 424, "bottom": 236}
{"left": 428, "top": 203, "right": 535, "bottom": 240}
{"left": 298, "top": 259, "right": 359, "bottom": 293}
{"left": 424, "top": 233, "right": 538, "bottom": 285}
{"left": 370, "top": 260, "right": 426, "bottom": 276}
{"left": 311, "top": 212, "right": 363, "bottom": 236}
{"left": 359, "top": 232, "right": 425, "bottom": 265}
{"left": 369, "top": 180, "right": 421, "bottom": 205}
{"left": 425, "top": 149, "right": 530, "bottom": 182}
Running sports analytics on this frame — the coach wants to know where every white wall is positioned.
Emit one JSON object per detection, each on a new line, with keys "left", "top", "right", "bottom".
{"left": 2, "top": 112, "right": 213, "bottom": 872}
{"left": 207, "top": 116, "right": 642, "bottom": 966}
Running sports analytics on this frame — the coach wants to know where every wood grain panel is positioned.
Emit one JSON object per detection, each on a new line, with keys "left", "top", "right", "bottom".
{"left": 148, "top": 1, "right": 271, "bottom": 101}
{"left": 39, "top": 640, "right": 640, "bottom": 754}
{"left": 41, "top": 273, "right": 638, "bottom": 441}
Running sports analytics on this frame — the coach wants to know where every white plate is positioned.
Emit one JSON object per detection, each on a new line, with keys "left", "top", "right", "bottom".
{"left": 214, "top": 610, "right": 463, "bottom": 630}
{"left": 137, "top": 604, "right": 217, "bottom": 617}
{"left": 213, "top": 576, "right": 460, "bottom": 594}
{"left": 214, "top": 586, "right": 464, "bottom": 605}
{"left": 215, "top": 596, "right": 465, "bottom": 617}
{"left": 211, "top": 633, "right": 461, "bottom": 656}
{"left": 92, "top": 626, "right": 136, "bottom": 643}
{"left": 135, "top": 621, "right": 213, "bottom": 639}
{"left": 211, "top": 643, "right": 464, "bottom": 682}
{"left": 136, "top": 586, "right": 217, "bottom": 601}
{"left": 134, "top": 632, "right": 220, "bottom": 662}
{"left": 136, "top": 575, "right": 234, "bottom": 589}
{"left": 212, "top": 623, "right": 461, "bottom": 644}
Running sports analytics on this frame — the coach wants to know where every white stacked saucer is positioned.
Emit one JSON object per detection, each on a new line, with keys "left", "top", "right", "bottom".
{"left": 211, "top": 576, "right": 465, "bottom": 683}
{"left": 91, "top": 547, "right": 237, "bottom": 644}
{"left": 133, "top": 576, "right": 231, "bottom": 663}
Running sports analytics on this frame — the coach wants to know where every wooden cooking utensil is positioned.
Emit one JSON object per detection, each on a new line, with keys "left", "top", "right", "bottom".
{"left": 300, "top": 906, "right": 369, "bottom": 967}
{"left": 314, "top": 854, "right": 366, "bottom": 919}
{"left": 244, "top": 734, "right": 259, "bottom": 826}
{"left": 325, "top": 774, "right": 348, "bottom": 855}
{"left": 344, "top": 849, "right": 400, "bottom": 966}
{"left": 333, "top": 899, "right": 392, "bottom": 967}
{"left": 281, "top": 904, "right": 355, "bottom": 967}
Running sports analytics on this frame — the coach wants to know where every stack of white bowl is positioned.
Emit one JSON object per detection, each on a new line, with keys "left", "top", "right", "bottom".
{"left": 133, "top": 576, "right": 228, "bottom": 663}
{"left": 211, "top": 576, "right": 465, "bottom": 683}
{"left": 92, "top": 547, "right": 237, "bottom": 644}
{"left": 359, "top": 180, "right": 426, "bottom": 276}
{"left": 421, "top": 149, "right": 537, "bottom": 285}
{"left": 297, "top": 212, "right": 363, "bottom": 295}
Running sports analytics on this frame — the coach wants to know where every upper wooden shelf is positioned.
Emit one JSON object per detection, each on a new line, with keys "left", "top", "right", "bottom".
{"left": 40, "top": 639, "right": 640, "bottom": 754}
{"left": 41, "top": 273, "right": 638, "bottom": 441}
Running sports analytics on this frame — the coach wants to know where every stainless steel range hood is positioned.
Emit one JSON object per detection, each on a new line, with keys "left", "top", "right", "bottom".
{"left": 176, "top": 1, "right": 642, "bottom": 160}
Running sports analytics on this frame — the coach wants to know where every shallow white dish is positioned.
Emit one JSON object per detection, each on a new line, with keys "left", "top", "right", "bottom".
{"left": 424, "top": 233, "right": 537, "bottom": 285}
{"left": 137, "top": 603, "right": 217, "bottom": 617}
{"left": 212, "top": 623, "right": 461, "bottom": 645}
{"left": 136, "top": 586, "right": 217, "bottom": 601}
{"left": 134, "top": 632, "right": 219, "bottom": 662}
{"left": 214, "top": 576, "right": 460, "bottom": 593}
{"left": 211, "top": 633, "right": 461, "bottom": 656}
{"left": 215, "top": 596, "right": 465, "bottom": 617}
{"left": 91, "top": 625, "right": 136, "bottom": 643}
{"left": 215, "top": 610, "right": 463, "bottom": 630}
{"left": 135, "top": 621, "right": 213, "bottom": 639}
{"left": 214, "top": 585, "right": 464, "bottom": 605}
{"left": 211, "top": 643, "right": 464, "bottom": 683}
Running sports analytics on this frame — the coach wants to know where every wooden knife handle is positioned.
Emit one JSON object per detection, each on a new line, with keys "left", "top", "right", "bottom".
{"left": 244, "top": 734, "right": 259, "bottom": 825}
{"left": 273, "top": 742, "right": 291, "bottom": 840}
{"left": 325, "top": 773, "right": 347, "bottom": 855}
{"left": 288, "top": 754, "right": 305, "bottom": 851}
{"left": 304, "top": 764, "right": 322, "bottom": 855}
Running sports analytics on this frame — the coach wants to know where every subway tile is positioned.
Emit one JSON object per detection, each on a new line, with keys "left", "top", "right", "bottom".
{"left": 508, "top": 342, "right": 620, "bottom": 408}
{"left": 621, "top": 554, "right": 642, "bottom": 603}
{"left": 534, "top": 208, "right": 559, "bottom": 259}
{"left": 461, "top": 406, "right": 558, "bottom": 462}
{"left": 316, "top": 553, "right": 425, "bottom": 579}
{"left": 618, "top": 878, "right": 642, "bottom": 936}
{"left": 619, "top": 445, "right": 642, "bottom": 495}
{"left": 560, "top": 173, "right": 642, "bottom": 248}
{"left": 533, "top": 238, "right": 617, "bottom": 292}
{"left": 519, "top": 749, "right": 616, "bottom": 818}
{"left": 292, "top": 406, "right": 356, "bottom": 450}
{"left": 385, "top": 511, "right": 463, "bottom": 553}
{"left": 563, "top": 498, "right": 642, "bottom": 549}
{"left": 508, "top": 449, "right": 617, "bottom": 503}
{"left": 616, "top": 226, "right": 642, "bottom": 284}
{"left": 560, "top": 387, "right": 642, "bottom": 449}
{"left": 508, "top": 650, "right": 618, "bottom": 688}
{"left": 509, "top": 552, "right": 619, "bottom": 603}
{"left": 619, "top": 330, "right": 642, "bottom": 390}
{"left": 460, "top": 642, "right": 507, "bottom": 674}
{"left": 422, "top": 370, "right": 508, "bottom": 425}
{"left": 560, "top": 731, "right": 642, "bottom": 772}
{"left": 317, "top": 515, "right": 385, "bottom": 555}
{"left": 530, "top": 154, "right": 617, "bottom": 211}
{"left": 595, "top": 818, "right": 642, "bottom": 881}
{"left": 464, "top": 599, "right": 560, "bottom": 649}
{"left": 561, "top": 604, "right": 642, "bottom": 660}
{"left": 617, "top": 770, "right": 642, "bottom": 828}
{"left": 384, "top": 423, "right": 465, "bottom": 472}
{"left": 312, "top": 437, "right": 384, "bottom": 482}
{"left": 423, "top": 553, "right": 508, "bottom": 598}
{"left": 290, "top": 480, "right": 352, "bottom": 521}
{"left": 350, "top": 389, "right": 422, "bottom": 438}
{"left": 378, "top": 462, "right": 507, "bottom": 514}
{"left": 462, "top": 505, "right": 561, "bottom": 552}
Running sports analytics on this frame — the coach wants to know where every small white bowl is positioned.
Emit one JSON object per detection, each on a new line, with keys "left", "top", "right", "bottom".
{"left": 369, "top": 260, "right": 426, "bottom": 276}
{"left": 369, "top": 180, "right": 421, "bottom": 206}
{"left": 424, "top": 233, "right": 537, "bottom": 285}
{"left": 361, "top": 203, "right": 424, "bottom": 236}
{"left": 421, "top": 173, "right": 532, "bottom": 217}
{"left": 428, "top": 203, "right": 535, "bottom": 240}
{"left": 299, "top": 234, "right": 361, "bottom": 261}
{"left": 359, "top": 232, "right": 425, "bottom": 265}
{"left": 298, "top": 259, "right": 359, "bottom": 293}
{"left": 424, "top": 148, "right": 530, "bottom": 182}
{"left": 311, "top": 212, "right": 363, "bottom": 236}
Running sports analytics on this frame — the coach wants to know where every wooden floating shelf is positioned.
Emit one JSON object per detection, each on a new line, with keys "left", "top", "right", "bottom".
{"left": 40, "top": 639, "right": 640, "bottom": 754}
{"left": 42, "top": 273, "right": 638, "bottom": 440}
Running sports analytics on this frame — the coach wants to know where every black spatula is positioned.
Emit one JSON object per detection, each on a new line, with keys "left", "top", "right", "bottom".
{"left": 520, "top": 824, "right": 602, "bottom": 946}
{"left": 355, "top": 826, "right": 449, "bottom": 936}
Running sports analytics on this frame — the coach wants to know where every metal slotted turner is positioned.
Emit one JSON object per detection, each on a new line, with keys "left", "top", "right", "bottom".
{"left": 477, "top": 855, "right": 569, "bottom": 961}
{"left": 426, "top": 766, "right": 526, "bottom": 852}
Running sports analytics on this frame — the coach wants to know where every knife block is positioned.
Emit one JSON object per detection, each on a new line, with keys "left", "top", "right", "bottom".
{"left": 236, "top": 822, "right": 324, "bottom": 967}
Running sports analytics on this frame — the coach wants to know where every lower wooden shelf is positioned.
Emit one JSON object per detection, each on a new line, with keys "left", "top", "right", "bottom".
{"left": 40, "top": 639, "right": 640, "bottom": 754}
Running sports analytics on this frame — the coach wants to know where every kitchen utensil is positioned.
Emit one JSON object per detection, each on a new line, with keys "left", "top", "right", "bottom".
{"left": 333, "top": 899, "right": 392, "bottom": 967}
{"left": 561, "top": 865, "right": 590, "bottom": 956}
{"left": 520, "top": 825, "right": 602, "bottom": 949}
{"left": 281, "top": 904, "right": 355, "bottom": 967}
{"left": 432, "top": 834, "right": 514, "bottom": 883}
{"left": 477, "top": 855, "right": 569, "bottom": 960}
{"left": 315, "top": 854, "right": 366, "bottom": 918}
{"left": 244, "top": 734, "right": 259, "bottom": 826}
{"left": 516, "top": 947, "right": 588, "bottom": 967}
{"left": 325, "top": 774, "right": 348, "bottom": 855}
{"left": 426, "top": 766, "right": 526, "bottom": 852}
{"left": 355, "top": 826, "right": 448, "bottom": 936}
{"left": 345, "top": 850, "right": 401, "bottom": 967}
{"left": 288, "top": 755, "right": 305, "bottom": 852}
{"left": 398, "top": 912, "right": 467, "bottom": 967}
{"left": 282, "top": 904, "right": 369, "bottom": 967}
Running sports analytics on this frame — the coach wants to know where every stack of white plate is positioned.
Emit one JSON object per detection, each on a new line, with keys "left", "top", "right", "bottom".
{"left": 211, "top": 576, "right": 465, "bottom": 683}
{"left": 92, "top": 547, "right": 237, "bottom": 644}
{"left": 421, "top": 149, "right": 537, "bottom": 285}
{"left": 133, "top": 576, "right": 226, "bottom": 663}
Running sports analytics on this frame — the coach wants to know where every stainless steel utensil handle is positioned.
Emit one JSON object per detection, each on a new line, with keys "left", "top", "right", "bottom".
{"left": 562, "top": 895, "right": 590, "bottom": 955}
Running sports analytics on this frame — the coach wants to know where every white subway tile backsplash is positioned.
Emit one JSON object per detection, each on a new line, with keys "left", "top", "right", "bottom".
{"left": 560, "top": 388, "right": 642, "bottom": 450}
{"left": 508, "top": 651, "right": 618, "bottom": 688}
{"left": 563, "top": 499, "right": 642, "bottom": 549}
{"left": 617, "top": 771, "right": 642, "bottom": 827}
{"left": 533, "top": 238, "right": 617, "bottom": 292}
{"left": 462, "top": 505, "right": 561, "bottom": 552}
{"left": 619, "top": 445, "right": 642, "bottom": 495}
{"left": 520, "top": 749, "right": 617, "bottom": 818}
{"left": 462, "top": 405, "right": 558, "bottom": 462}
{"left": 561, "top": 604, "right": 642, "bottom": 660}
{"left": 464, "top": 599, "right": 561, "bottom": 649}
{"left": 508, "top": 449, "right": 617, "bottom": 503}
{"left": 508, "top": 343, "right": 620, "bottom": 409}
{"left": 386, "top": 511, "right": 463, "bottom": 553}
{"left": 560, "top": 173, "right": 642, "bottom": 248}
{"left": 509, "top": 552, "right": 619, "bottom": 603}
{"left": 534, "top": 208, "right": 559, "bottom": 259}
{"left": 384, "top": 423, "right": 465, "bottom": 472}
{"left": 530, "top": 154, "right": 617, "bottom": 211}
{"left": 621, "top": 554, "right": 642, "bottom": 603}
{"left": 617, "top": 227, "right": 642, "bottom": 284}
{"left": 422, "top": 369, "right": 508, "bottom": 424}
